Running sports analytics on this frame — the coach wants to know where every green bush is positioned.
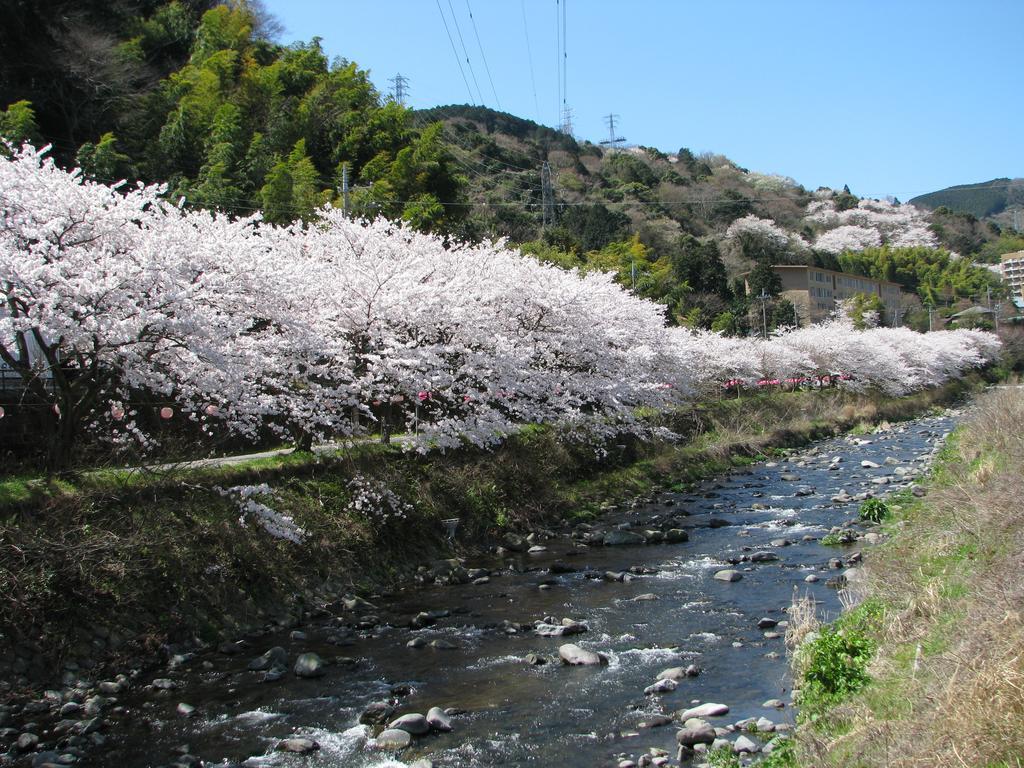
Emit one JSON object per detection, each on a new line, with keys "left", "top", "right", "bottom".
{"left": 798, "top": 625, "right": 876, "bottom": 721}
{"left": 858, "top": 498, "right": 890, "bottom": 524}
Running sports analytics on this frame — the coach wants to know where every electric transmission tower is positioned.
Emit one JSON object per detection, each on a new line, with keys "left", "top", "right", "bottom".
{"left": 389, "top": 73, "right": 410, "bottom": 106}
{"left": 541, "top": 161, "right": 555, "bottom": 228}
{"left": 599, "top": 113, "right": 626, "bottom": 151}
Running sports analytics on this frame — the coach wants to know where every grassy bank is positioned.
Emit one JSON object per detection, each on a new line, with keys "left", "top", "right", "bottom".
{"left": 0, "top": 381, "right": 978, "bottom": 689}
{"left": 787, "top": 383, "right": 1024, "bottom": 767}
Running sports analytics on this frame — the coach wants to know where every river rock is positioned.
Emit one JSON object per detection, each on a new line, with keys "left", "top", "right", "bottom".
{"left": 657, "top": 664, "right": 699, "bottom": 681}
{"left": 375, "top": 729, "right": 412, "bottom": 750}
{"left": 293, "top": 653, "right": 325, "bottom": 678}
{"left": 756, "top": 617, "right": 778, "bottom": 629}
{"left": 524, "top": 653, "right": 547, "bottom": 665}
{"left": 804, "top": 574, "right": 819, "bottom": 582}
{"left": 502, "top": 533, "right": 528, "bottom": 552}
{"left": 644, "top": 678, "right": 677, "bottom": 695}
{"left": 763, "top": 699, "right": 785, "bottom": 709}
{"left": 734, "top": 735, "right": 760, "bottom": 753}
{"left": 426, "top": 706, "right": 453, "bottom": 732}
{"left": 861, "top": 460, "right": 880, "bottom": 469}
{"left": 675, "top": 723, "right": 716, "bottom": 746}
{"left": 430, "top": 639, "right": 458, "bottom": 650}
{"left": 407, "top": 637, "right": 427, "bottom": 649}
{"left": 276, "top": 737, "right": 319, "bottom": 754}
{"left": 359, "top": 701, "right": 396, "bottom": 726}
{"left": 558, "top": 643, "right": 607, "bottom": 666}
{"left": 15, "top": 732, "right": 38, "bottom": 751}
{"left": 713, "top": 570, "right": 742, "bottom": 582}
{"left": 665, "top": 529, "right": 689, "bottom": 543}
{"left": 639, "top": 714, "right": 674, "bottom": 729}
{"left": 248, "top": 646, "right": 288, "bottom": 672}
{"left": 603, "top": 530, "right": 646, "bottom": 546}
{"left": 749, "top": 552, "right": 779, "bottom": 562}
{"left": 678, "top": 702, "right": 729, "bottom": 720}
{"left": 176, "top": 702, "right": 196, "bottom": 717}
{"left": 388, "top": 713, "right": 430, "bottom": 735}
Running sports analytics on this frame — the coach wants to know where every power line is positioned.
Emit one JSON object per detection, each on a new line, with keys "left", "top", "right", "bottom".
{"left": 520, "top": 0, "right": 541, "bottom": 122}
{"left": 435, "top": 0, "right": 476, "bottom": 105}
{"left": 446, "top": 0, "right": 484, "bottom": 105}
{"left": 465, "top": 0, "right": 501, "bottom": 109}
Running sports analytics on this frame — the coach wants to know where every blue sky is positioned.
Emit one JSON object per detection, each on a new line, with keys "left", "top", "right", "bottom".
{"left": 262, "top": 0, "right": 1022, "bottom": 202}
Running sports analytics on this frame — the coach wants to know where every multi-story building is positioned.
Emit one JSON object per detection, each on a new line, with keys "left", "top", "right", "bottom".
{"left": 1000, "top": 251, "right": 1024, "bottom": 308}
{"left": 745, "top": 265, "right": 906, "bottom": 325}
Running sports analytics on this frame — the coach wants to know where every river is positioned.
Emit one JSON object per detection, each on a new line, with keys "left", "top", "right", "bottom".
{"left": 92, "top": 410, "right": 957, "bottom": 768}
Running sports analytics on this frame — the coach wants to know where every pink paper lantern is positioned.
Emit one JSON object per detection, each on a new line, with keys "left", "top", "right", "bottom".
{"left": 110, "top": 405, "right": 125, "bottom": 421}
{"left": 160, "top": 406, "right": 174, "bottom": 419}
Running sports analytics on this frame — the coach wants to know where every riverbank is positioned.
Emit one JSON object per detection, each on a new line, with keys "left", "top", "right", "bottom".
{"left": 786, "top": 383, "right": 1024, "bottom": 767}
{"left": 0, "top": 380, "right": 980, "bottom": 694}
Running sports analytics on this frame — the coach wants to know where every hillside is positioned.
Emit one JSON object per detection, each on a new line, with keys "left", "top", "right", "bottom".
{"left": 0, "top": 2, "right": 1007, "bottom": 330}
{"left": 910, "top": 177, "right": 1024, "bottom": 219}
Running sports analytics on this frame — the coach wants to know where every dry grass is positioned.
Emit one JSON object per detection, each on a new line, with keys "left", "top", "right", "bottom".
{"left": 795, "top": 386, "right": 1024, "bottom": 767}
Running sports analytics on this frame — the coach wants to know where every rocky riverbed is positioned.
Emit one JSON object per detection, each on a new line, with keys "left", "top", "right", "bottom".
{"left": 0, "top": 410, "right": 959, "bottom": 768}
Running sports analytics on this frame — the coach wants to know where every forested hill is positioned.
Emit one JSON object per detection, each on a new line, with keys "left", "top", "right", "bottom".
{"left": 910, "top": 178, "right": 1024, "bottom": 219}
{"left": 0, "top": 1, "right": 1013, "bottom": 329}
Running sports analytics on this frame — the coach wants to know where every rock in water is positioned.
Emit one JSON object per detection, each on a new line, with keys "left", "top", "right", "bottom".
{"left": 276, "top": 737, "right": 319, "bottom": 754}
{"left": 677, "top": 702, "right": 730, "bottom": 720}
{"left": 375, "top": 729, "right": 412, "bottom": 750}
{"left": 713, "top": 570, "right": 742, "bottom": 582}
{"left": 676, "top": 723, "right": 716, "bottom": 746}
{"left": 734, "top": 735, "right": 760, "bottom": 753}
{"left": 603, "top": 530, "right": 646, "bottom": 546}
{"left": 426, "top": 706, "right": 453, "bottom": 732}
{"left": 293, "top": 653, "right": 326, "bottom": 678}
{"left": 248, "top": 646, "right": 288, "bottom": 671}
{"left": 388, "top": 713, "right": 430, "bottom": 735}
{"left": 558, "top": 643, "right": 607, "bottom": 666}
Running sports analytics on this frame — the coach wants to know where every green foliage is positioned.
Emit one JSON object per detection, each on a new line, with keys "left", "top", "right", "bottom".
{"left": 798, "top": 623, "right": 876, "bottom": 720}
{"left": 978, "top": 232, "right": 1024, "bottom": 264}
{"left": 845, "top": 291, "right": 885, "bottom": 329}
{"left": 546, "top": 203, "right": 631, "bottom": 253}
{"left": 821, "top": 530, "right": 855, "bottom": 546}
{"left": 859, "top": 498, "right": 890, "bottom": 524}
{"left": 76, "top": 132, "right": 137, "bottom": 182}
{"left": 673, "top": 234, "right": 729, "bottom": 297}
{"left": 770, "top": 297, "right": 798, "bottom": 330}
{"left": 0, "top": 100, "right": 41, "bottom": 146}
{"left": 747, "top": 261, "right": 783, "bottom": 298}
{"left": 707, "top": 747, "right": 742, "bottom": 768}
{"left": 839, "top": 246, "right": 1003, "bottom": 304}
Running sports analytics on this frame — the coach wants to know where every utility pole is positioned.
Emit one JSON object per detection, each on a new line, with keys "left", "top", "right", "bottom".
{"left": 758, "top": 289, "right": 770, "bottom": 339}
{"left": 340, "top": 162, "right": 350, "bottom": 216}
{"left": 388, "top": 73, "right": 410, "bottom": 106}
{"left": 630, "top": 259, "right": 637, "bottom": 291}
{"left": 541, "top": 161, "right": 554, "bottom": 229}
{"left": 926, "top": 301, "right": 935, "bottom": 332}
{"left": 598, "top": 113, "right": 626, "bottom": 151}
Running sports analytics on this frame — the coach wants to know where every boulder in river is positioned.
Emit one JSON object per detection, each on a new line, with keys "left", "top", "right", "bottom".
{"left": 388, "top": 713, "right": 430, "bottom": 735}
{"left": 603, "top": 530, "right": 646, "bottom": 546}
{"left": 248, "top": 646, "right": 288, "bottom": 672}
{"left": 678, "top": 702, "right": 730, "bottom": 720}
{"left": 276, "top": 737, "right": 319, "bottom": 754}
{"left": 676, "top": 722, "right": 716, "bottom": 746}
{"left": 664, "top": 529, "right": 689, "bottom": 543}
{"left": 293, "top": 653, "right": 326, "bottom": 678}
{"left": 713, "top": 570, "right": 742, "bottom": 582}
{"left": 375, "top": 728, "right": 412, "bottom": 750}
{"left": 426, "top": 706, "right": 453, "bottom": 732}
{"left": 734, "top": 734, "right": 761, "bottom": 753}
{"left": 558, "top": 643, "right": 608, "bottom": 666}
{"left": 359, "top": 701, "right": 396, "bottom": 726}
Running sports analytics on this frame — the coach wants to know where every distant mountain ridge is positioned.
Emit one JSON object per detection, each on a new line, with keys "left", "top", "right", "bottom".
{"left": 910, "top": 178, "right": 1024, "bottom": 219}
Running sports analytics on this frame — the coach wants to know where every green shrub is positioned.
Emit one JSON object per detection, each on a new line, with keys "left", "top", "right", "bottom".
{"left": 858, "top": 498, "right": 890, "bottom": 523}
{"left": 797, "top": 625, "right": 876, "bottom": 721}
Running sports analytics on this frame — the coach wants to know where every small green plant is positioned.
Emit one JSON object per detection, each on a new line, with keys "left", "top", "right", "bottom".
{"left": 821, "top": 529, "right": 856, "bottom": 546}
{"left": 858, "top": 498, "right": 890, "bottom": 523}
{"left": 707, "top": 746, "right": 742, "bottom": 768}
{"left": 797, "top": 624, "right": 876, "bottom": 721}
{"left": 758, "top": 739, "right": 797, "bottom": 767}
